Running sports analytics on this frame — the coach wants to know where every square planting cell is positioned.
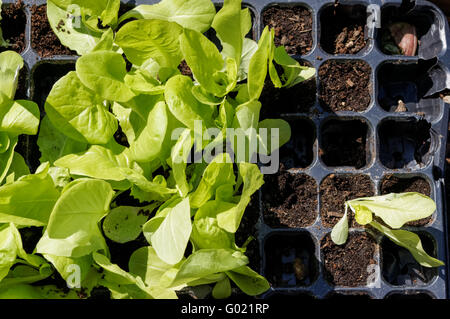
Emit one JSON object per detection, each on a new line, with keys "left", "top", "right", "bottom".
{"left": 378, "top": 5, "right": 445, "bottom": 58}
{"left": 319, "top": 4, "right": 369, "bottom": 55}
{"left": 378, "top": 119, "right": 434, "bottom": 169}
{"left": 262, "top": 170, "right": 318, "bottom": 228}
{"left": 326, "top": 291, "right": 373, "bottom": 299}
{"left": 385, "top": 292, "right": 434, "bottom": 299}
{"left": 277, "top": 118, "right": 315, "bottom": 170}
{"left": 262, "top": 5, "right": 313, "bottom": 56}
{"left": 321, "top": 232, "right": 377, "bottom": 287}
{"left": 260, "top": 60, "right": 317, "bottom": 116}
{"left": 0, "top": 1, "right": 26, "bottom": 54}
{"left": 319, "top": 59, "right": 372, "bottom": 112}
{"left": 320, "top": 118, "right": 371, "bottom": 169}
{"left": 320, "top": 174, "right": 375, "bottom": 228}
{"left": 377, "top": 61, "right": 445, "bottom": 122}
{"left": 381, "top": 232, "right": 438, "bottom": 286}
{"left": 32, "top": 62, "right": 75, "bottom": 111}
{"left": 31, "top": 4, "right": 77, "bottom": 57}
{"left": 380, "top": 174, "right": 433, "bottom": 227}
{"left": 266, "top": 292, "right": 315, "bottom": 300}
{"left": 264, "top": 232, "right": 318, "bottom": 287}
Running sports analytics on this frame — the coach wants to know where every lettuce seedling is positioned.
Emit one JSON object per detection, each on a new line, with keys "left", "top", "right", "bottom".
{"left": 0, "top": 51, "right": 40, "bottom": 184}
{"left": 331, "top": 192, "right": 444, "bottom": 267}
{"left": 0, "top": 0, "right": 316, "bottom": 299}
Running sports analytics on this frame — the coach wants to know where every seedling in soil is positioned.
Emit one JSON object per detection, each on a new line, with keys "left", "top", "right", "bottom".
{"left": 331, "top": 192, "right": 444, "bottom": 268}
{"left": 0, "top": 0, "right": 317, "bottom": 299}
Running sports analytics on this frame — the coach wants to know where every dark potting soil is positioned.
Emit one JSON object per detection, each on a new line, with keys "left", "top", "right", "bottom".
{"left": 31, "top": 5, "right": 76, "bottom": 57}
{"left": 178, "top": 60, "right": 193, "bottom": 79}
{"left": 380, "top": 233, "right": 437, "bottom": 286}
{"left": 380, "top": 175, "right": 433, "bottom": 227}
{"left": 235, "top": 195, "right": 261, "bottom": 273}
{"left": 0, "top": 0, "right": 26, "bottom": 54}
{"left": 320, "top": 174, "right": 375, "bottom": 228}
{"left": 262, "top": 170, "right": 318, "bottom": 228}
{"left": 18, "top": 227, "right": 42, "bottom": 254}
{"left": 262, "top": 6, "right": 313, "bottom": 56}
{"left": 15, "top": 67, "right": 28, "bottom": 100}
{"left": 319, "top": 60, "right": 372, "bottom": 112}
{"left": 264, "top": 232, "right": 318, "bottom": 287}
{"left": 320, "top": 4, "right": 368, "bottom": 55}
{"left": 320, "top": 119, "right": 369, "bottom": 168}
{"left": 321, "top": 232, "right": 376, "bottom": 287}
{"left": 259, "top": 62, "right": 317, "bottom": 117}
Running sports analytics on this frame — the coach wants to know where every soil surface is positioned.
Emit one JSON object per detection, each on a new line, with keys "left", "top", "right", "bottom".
{"left": 15, "top": 67, "right": 28, "bottom": 100}
{"left": 380, "top": 175, "right": 432, "bottom": 227}
{"left": 260, "top": 62, "right": 317, "bottom": 117}
{"left": 262, "top": 170, "right": 318, "bottom": 228}
{"left": 178, "top": 60, "right": 193, "bottom": 79}
{"left": 264, "top": 233, "right": 317, "bottom": 287}
{"left": 320, "top": 5, "right": 367, "bottom": 54}
{"left": 320, "top": 174, "right": 375, "bottom": 228}
{"left": 0, "top": 0, "right": 26, "bottom": 53}
{"left": 262, "top": 6, "right": 313, "bottom": 56}
{"left": 31, "top": 5, "right": 76, "bottom": 57}
{"left": 321, "top": 232, "right": 376, "bottom": 287}
{"left": 319, "top": 60, "right": 372, "bottom": 112}
{"left": 235, "top": 195, "right": 261, "bottom": 273}
{"left": 320, "top": 119, "right": 368, "bottom": 168}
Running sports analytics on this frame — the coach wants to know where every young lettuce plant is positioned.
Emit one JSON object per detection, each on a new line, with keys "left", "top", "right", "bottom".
{"left": 331, "top": 192, "right": 444, "bottom": 268}
{"left": 0, "top": 51, "right": 40, "bottom": 184}
{"left": 0, "top": 0, "right": 316, "bottom": 299}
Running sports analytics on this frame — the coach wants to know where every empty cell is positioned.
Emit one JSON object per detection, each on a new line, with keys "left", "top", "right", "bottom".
{"left": 381, "top": 232, "right": 438, "bottom": 286}
{"left": 260, "top": 61, "right": 317, "bottom": 116}
{"left": 380, "top": 174, "right": 433, "bottom": 227}
{"left": 262, "top": 5, "right": 313, "bottom": 56}
{"left": 262, "top": 171, "right": 318, "bottom": 228}
{"left": 326, "top": 291, "right": 373, "bottom": 299}
{"left": 0, "top": 1, "right": 26, "bottom": 54}
{"left": 320, "top": 119, "right": 370, "bottom": 169}
{"left": 319, "top": 60, "right": 372, "bottom": 112}
{"left": 266, "top": 292, "right": 315, "bottom": 300}
{"left": 378, "top": 5, "right": 445, "bottom": 58}
{"left": 264, "top": 232, "right": 318, "bottom": 287}
{"left": 377, "top": 61, "right": 444, "bottom": 122}
{"left": 319, "top": 4, "right": 369, "bottom": 55}
{"left": 320, "top": 174, "right": 375, "bottom": 228}
{"left": 277, "top": 118, "right": 315, "bottom": 170}
{"left": 385, "top": 292, "right": 434, "bottom": 299}
{"left": 321, "top": 232, "right": 377, "bottom": 287}
{"left": 378, "top": 119, "right": 433, "bottom": 169}
{"left": 32, "top": 62, "right": 75, "bottom": 111}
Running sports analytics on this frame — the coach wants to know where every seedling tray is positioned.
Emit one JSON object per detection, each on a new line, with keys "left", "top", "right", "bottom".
{"left": 3, "top": 0, "right": 450, "bottom": 299}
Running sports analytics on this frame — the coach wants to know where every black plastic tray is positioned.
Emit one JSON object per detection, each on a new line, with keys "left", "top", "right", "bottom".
{"left": 3, "top": 0, "right": 450, "bottom": 299}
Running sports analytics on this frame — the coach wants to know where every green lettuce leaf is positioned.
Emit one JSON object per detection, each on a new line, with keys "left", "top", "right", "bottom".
{"left": 45, "top": 71, "right": 118, "bottom": 144}
{"left": 36, "top": 179, "right": 114, "bottom": 257}
{"left": 370, "top": 221, "right": 444, "bottom": 267}
{"left": 118, "top": 0, "right": 216, "bottom": 33}
{"left": 347, "top": 192, "right": 436, "bottom": 229}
